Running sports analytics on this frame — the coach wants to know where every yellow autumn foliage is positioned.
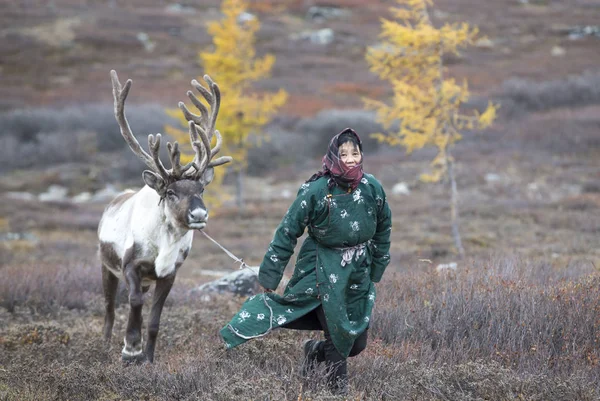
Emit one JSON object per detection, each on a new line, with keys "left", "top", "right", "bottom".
{"left": 165, "top": 0, "right": 287, "bottom": 207}
{"left": 365, "top": 0, "right": 497, "bottom": 182}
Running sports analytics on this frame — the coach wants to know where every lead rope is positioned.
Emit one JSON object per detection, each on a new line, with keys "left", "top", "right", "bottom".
{"left": 199, "top": 230, "right": 257, "bottom": 271}
{"left": 198, "top": 230, "right": 275, "bottom": 340}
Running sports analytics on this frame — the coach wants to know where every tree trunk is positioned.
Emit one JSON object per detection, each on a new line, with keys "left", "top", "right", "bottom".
{"left": 447, "top": 157, "right": 465, "bottom": 257}
{"left": 236, "top": 167, "right": 245, "bottom": 214}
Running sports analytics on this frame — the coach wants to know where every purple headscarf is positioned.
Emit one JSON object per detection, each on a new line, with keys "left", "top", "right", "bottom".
{"left": 307, "top": 128, "right": 364, "bottom": 191}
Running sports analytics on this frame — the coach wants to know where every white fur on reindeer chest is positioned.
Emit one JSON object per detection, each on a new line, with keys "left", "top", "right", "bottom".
{"left": 130, "top": 186, "right": 193, "bottom": 278}
{"left": 100, "top": 186, "right": 193, "bottom": 278}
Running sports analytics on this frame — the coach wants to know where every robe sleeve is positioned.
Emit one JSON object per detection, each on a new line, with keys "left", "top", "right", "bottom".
{"left": 258, "top": 183, "right": 315, "bottom": 290}
{"left": 370, "top": 185, "right": 392, "bottom": 283}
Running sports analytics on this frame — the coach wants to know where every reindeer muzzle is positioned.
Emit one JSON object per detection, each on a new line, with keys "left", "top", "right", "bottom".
{"left": 188, "top": 208, "right": 208, "bottom": 229}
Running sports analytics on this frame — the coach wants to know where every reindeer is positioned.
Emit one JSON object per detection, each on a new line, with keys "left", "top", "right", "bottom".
{"left": 98, "top": 70, "right": 231, "bottom": 363}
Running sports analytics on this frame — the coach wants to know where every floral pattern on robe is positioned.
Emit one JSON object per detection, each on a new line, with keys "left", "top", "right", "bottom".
{"left": 220, "top": 174, "right": 392, "bottom": 357}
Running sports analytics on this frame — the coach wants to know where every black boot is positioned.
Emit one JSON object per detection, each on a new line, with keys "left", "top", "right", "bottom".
{"left": 302, "top": 339, "right": 322, "bottom": 377}
{"left": 327, "top": 359, "right": 349, "bottom": 395}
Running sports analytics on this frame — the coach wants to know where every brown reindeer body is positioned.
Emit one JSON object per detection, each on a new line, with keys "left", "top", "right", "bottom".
{"left": 100, "top": 71, "right": 231, "bottom": 363}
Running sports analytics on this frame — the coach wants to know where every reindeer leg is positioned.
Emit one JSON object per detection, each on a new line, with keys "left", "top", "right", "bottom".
{"left": 122, "top": 261, "right": 145, "bottom": 363}
{"left": 145, "top": 276, "right": 175, "bottom": 363}
{"left": 102, "top": 264, "right": 119, "bottom": 342}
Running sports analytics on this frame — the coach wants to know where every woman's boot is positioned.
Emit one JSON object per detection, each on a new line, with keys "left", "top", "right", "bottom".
{"left": 302, "top": 339, "right": 323, "bottom": 377}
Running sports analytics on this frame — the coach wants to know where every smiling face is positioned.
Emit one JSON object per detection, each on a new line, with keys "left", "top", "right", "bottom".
{"left": 338, "top": 141, "right": 362, "bottom": 167}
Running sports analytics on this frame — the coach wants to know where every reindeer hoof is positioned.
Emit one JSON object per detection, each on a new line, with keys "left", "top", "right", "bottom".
{"left": 121, "top": 352, "right": 146, "bottom": 365}
{"left": 122, "top": 340, "right": 145, "bottom": 364}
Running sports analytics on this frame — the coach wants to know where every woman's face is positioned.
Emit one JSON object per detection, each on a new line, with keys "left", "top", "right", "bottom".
{"left": 338, "top": 141, "right": 362, "bottom": 167}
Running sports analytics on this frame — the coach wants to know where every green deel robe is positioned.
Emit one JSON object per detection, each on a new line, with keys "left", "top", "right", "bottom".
{"left": 220, "top": 174, "right": 392, "bottom": 357}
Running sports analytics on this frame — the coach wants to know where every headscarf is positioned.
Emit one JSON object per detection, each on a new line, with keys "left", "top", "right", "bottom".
{"left": 307, "top": 128, "right": 364, "bottom": 191}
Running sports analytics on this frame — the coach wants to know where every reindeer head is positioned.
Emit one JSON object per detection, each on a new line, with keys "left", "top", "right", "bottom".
{"left": 111, "top": 70, "right": 232, "bottom": 230}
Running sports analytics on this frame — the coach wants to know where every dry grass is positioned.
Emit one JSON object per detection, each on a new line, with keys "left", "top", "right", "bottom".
{"left": 1, "top": 151, "right": 598, "bottom": 399}
{"left": 1, "top": 254, "right": 599, "bottom": 400}
{"left": 375, "top": 258, "right": 600, "bottom": 375}
{"left": 0, "top": 190, "right": 599, "bottom": 399}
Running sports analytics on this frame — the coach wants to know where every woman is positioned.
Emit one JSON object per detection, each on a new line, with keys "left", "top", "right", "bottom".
{"left": 220, "top": 128, "right": 392, "bottom": 393}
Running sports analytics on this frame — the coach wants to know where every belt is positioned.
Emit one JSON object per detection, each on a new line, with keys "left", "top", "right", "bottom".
{"left": 335, "top": 242, "right": 369, "bottom": 267}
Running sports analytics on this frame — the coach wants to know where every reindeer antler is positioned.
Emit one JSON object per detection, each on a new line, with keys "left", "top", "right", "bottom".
{"left": 111, "top": 70, "right": 200, "bottom": 184}
{"left": 179, "top": 74, "right": 232, "bottom": 181}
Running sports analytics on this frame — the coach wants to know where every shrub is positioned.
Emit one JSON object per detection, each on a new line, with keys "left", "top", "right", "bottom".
{"left": 245, "top": 127, "right": 316, "bottom": 176}
{"left": 373, "top": 257, "right": 600, "bottom": 377}
{"left": 294, "top": 109, "right": 385, "bottom": 156}
{"left": 0, "top": 103, "right": 176, "bottom": 172}
{"left": 0, "top": 261, "right": 102, "bottom": 313}
{"left": 1, "top": 256, "right": 599, "bottom": 400}
{"left": 0, "top": 130, "right": 96, "bottom": 171}
{"left": 499, "top": 71, "right": 600, "bottom": 118}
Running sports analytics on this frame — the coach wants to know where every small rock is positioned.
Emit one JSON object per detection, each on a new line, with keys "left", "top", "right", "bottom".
{"left": 475, "top": 37, "right": 494, "bottom": 49}
{"left": 72, "top": 192, "right": 92, "bottom": 203}
{"left": 392, "top": 182, "right": 411, "bottom": 196}
{"left": 567, "top": 25, "right": 600, "bottom": 40}
{"left": 436, "top": 262, "right": 457, "bottom": 273}
{"left": 136, "top": 32, "right": 155, "bottom": 53}
{"left": 551, "top": 46, "right": 566, "bottom": 57}
{"left": 237, "top": 11, "right": 256, "bottom": 24}
{"left": 92, "top": 185, "right": 120, "bottom": 203}
{"left": 294, "top": 28, "right": 335, "bottom": 45}
{"left": 311, "top": 28, "right": 335, "bottom": 45}
{"left": 484, "top": 173, "right": 502, "bottom": 183}
{"left": 39, "top": 185, "right": 68, "bottom": 202}
{"left": 194, "top": 267, "right": 261, "bottom": 297}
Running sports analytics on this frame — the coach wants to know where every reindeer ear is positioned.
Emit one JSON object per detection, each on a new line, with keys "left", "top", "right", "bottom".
{"left": 200, "top": 167, "right": 215, "bottom": 186}
{"left": 142, "top": 170, "right": 167, "bottom": 195}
